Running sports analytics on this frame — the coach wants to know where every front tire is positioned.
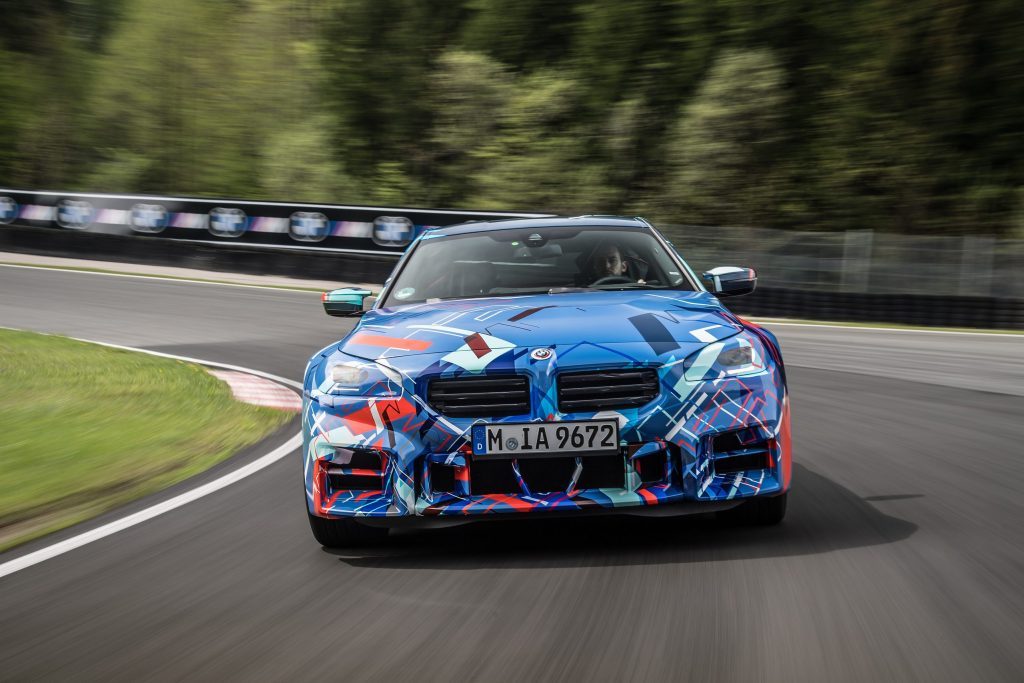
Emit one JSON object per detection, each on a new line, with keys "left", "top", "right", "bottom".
{"left": 308, "top": 512, "right": 389, "bottom": 547}
{"left": 720, "top": 491, "right": 787, "bottom": 525}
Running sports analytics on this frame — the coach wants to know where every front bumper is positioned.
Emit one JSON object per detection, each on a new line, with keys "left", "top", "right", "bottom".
{"left": 303, "top": 359, "right": 792, "bottom": 523}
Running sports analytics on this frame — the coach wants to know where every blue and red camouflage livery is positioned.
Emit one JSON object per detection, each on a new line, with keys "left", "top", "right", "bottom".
{"left": 302, "top": 287, "right": 791, "bottom": 527}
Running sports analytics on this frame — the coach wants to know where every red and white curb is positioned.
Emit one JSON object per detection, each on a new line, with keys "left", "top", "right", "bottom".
{"left": 0, "top": 336, "right": 302, "bottom": 580}
{"left": 208, "top": 370, "right": 303, "bottom": 411}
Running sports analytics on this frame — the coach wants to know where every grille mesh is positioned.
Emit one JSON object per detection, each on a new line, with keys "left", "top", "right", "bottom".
{"left": 427, "top": 375, "right": 529, "bottom": 417}
{"left": 557, "top": 369, "right": 659, "bottom": 412}
{"left": 467, "top": 455, "right": 626, "bottom": 495}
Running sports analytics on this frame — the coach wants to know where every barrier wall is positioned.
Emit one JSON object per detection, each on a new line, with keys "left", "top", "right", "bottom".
{"left": 0, "top": 188, "right": 546, "bottom": 256}
{"left": 2, "top": 188, "right": 1020, "bottom": 329}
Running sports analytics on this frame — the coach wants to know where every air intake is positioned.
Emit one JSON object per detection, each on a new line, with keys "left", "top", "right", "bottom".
{"left": 325, "top": 449, "right": 385, "bottom": 491}
{"left": 711, "top": 427, "right": 771, "bottom": 474}
{"left": 557, "top": 369, "right": 659, "bottom": 413}
{"left": 427, "top": 375, "right": 530, "bottom": 417}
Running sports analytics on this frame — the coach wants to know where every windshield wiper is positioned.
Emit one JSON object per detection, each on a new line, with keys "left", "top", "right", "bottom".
{"left": 441, "top": 288, "right": 560, "bottom": 300}
{"left": 547, "top": 286, "right": 599, "bottom": 294}
{"left": 590, "top": 283, "right": 666, "bottom": 291}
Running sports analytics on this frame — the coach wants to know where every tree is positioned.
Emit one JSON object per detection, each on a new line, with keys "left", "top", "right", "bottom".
{"left": 261, "top": 115, "right": 349, "bottom": 203}
{"left": 425, "top": 50, "right": 511, "bottom": 205}
{"left": 661, "top": 48, "right": 787, "bottom": 227}
{"left": 320, "top": 0, "right": 465, "bottom": 189}
{"left": 85, "top": 0, "right": 335, "bottom": 198}
{"left": 470, "top": 69, "right": 610, "bottom": 213}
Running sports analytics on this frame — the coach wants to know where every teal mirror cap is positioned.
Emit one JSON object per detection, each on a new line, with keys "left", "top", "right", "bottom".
{"left": 323, "top": 288, "right": 372, "bottom": 306}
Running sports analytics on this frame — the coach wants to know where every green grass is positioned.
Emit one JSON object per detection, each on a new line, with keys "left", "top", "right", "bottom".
{"left": 0, "top": 329, "right": 293, "bottom": 551}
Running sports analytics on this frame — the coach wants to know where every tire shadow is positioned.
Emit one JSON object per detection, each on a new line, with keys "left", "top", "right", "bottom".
{"left": 329, "top": 463, "right": 918, "bottom": 570}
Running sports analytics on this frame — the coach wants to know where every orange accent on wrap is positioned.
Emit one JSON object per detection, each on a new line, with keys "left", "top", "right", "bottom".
{"left": 346, "top": 397, "right": 418, "bottom": 433}
{"left": 349, "top": 332, "right": 432, "bottom": 352}
{"left": 637, "top": 487, "right": 659, "bottom": 504}
{"left": 312, "top": 459, "right": 327, "bottom": 512}
{"left": 779, "top": 395, "right": 793, "bottom": 488}
{"left": 495, "top": 494, "right": 534, "bottom": 511}
{"left": 338, "top": 468, "right": 381, "bottom": 477}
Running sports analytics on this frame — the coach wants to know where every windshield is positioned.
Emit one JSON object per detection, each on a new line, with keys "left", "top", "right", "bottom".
{"left": 381, "top": 225, "right": 695, "bottom": 307}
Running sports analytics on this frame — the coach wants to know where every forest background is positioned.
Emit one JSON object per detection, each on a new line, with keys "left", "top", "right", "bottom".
{"left": 1, "top": 0, "right": 1021, "bottom": 237}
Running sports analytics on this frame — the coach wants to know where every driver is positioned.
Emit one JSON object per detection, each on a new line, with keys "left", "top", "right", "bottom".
{"left": 588, "top": 242, "right": 630, "bottom": 281}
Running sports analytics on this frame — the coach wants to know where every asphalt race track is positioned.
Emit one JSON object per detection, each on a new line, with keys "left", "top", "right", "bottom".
{"left": 1, "top": 265, "right": 1022, "bottom": 681}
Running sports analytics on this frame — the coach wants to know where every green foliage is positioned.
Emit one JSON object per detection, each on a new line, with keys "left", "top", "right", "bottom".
{"left": 1, "top": 0, "right": 1022, "bottom": 234}
{"left": 320, "top": 0, "right": 465, "bottom": 190}
{"left": 0, "top": 328, "right": 290, "bottom": 550}
{"left": 469, "top": 68, "right": 610, "bottom": 213}
{"left": 261, "top": 115, "right": 349, "bottom": 203}
{"left": 461, "top": 0, "right": 579, "bottom": 69}
{"left": 425, "top": 50, "right": 511, "bottom": 205}
{"left": 662, "top": 49, "right": 787, "bottom": 227}
{"left": 0, "top": 49, "right": 33, "bottom": 181}
{"left": 84, "top": 0, "right": 341, "bottom": 198}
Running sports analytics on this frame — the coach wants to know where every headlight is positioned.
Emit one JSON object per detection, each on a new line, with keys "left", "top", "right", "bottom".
{"left": 319, "top": 356, "right": 402, "bottom": 396}
{"left": 329, "top": 363, "right": 369, "bottom": 386}
{"left": 684, "top": 335, "right": 766, "bottom": 381}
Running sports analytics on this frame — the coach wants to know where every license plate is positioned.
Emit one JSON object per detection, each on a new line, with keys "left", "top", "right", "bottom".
{"left": 472, "top": 420, "right": 620, "bottom": 458}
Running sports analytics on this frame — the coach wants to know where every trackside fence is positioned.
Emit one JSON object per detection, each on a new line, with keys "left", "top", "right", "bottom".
{"left": 1, "top": 188, "right": 1021, "bottom": 329}
{"left": 665, "top": 225, "right": 1023, "bottom": 299}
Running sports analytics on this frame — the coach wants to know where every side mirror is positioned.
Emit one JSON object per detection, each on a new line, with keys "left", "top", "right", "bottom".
{"left": 702, "top": 267, "right": 756, "bottom": 297}
{"left": 322, "top": 288, "right": 374, "bottom": 317}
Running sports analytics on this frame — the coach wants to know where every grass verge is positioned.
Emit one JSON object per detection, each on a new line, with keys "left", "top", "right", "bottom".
{"left": 0, "top": 329, "right": 293, "bottom": 551}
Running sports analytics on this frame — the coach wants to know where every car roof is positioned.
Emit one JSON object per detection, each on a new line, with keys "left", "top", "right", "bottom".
{"left": 429, "top": 215, "right": 651, "bottom": 237}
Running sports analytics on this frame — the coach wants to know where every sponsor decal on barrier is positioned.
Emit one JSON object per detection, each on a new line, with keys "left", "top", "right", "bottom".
{"left": 207, "top": 207, "right": 248, "bottom": 238}
{"left": 0, "top": 197, "right": 17, "bottom": 224}
{"left": 289, "top": 211, "right": 330, "bottom": 242}
{"left": 56, "top": 199, "right": 95, "bottom": 230}
{"left": 0, "top": 187, "right": 550, "bottom": 254}
{"left": 373, "top": 216, "right": 414, "bottom": 247}
{"left": 130, "top": 203, "right": 169, "bottom": 233}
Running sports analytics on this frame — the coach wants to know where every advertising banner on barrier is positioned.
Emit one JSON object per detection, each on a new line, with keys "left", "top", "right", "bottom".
{"left": 0, "top": 189, "right": 550, "bottom": 256}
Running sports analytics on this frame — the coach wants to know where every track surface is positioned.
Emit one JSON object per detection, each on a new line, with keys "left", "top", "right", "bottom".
{"left": 1, "top": 267, "right": 1022, "bottom": 681}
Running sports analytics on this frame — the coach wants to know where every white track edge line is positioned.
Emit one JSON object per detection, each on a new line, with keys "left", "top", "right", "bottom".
{"left": 0, "top": 263, "right": 327, "bottom": 295}
{"left": 751, "top": 319, "right": 1022, "bottom": 337}
{"left": 0, "top": 336, "right": 303, "bottom": 580}
{"left": 69, "top": 337, "right": 304, "bottom": 390}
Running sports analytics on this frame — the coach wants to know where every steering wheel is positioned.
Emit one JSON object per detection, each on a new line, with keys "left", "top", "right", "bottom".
{"left": 590, "top": 275, "right": 634, "bottom": 286}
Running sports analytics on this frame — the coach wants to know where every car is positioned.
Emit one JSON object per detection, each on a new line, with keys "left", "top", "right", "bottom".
{"left": 303, "top": 216, "right": 792, "bottom": 546}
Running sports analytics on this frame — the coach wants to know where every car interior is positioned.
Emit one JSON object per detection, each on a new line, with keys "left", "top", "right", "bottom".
{"left": 388, "top": 227, "right": 692, "bottom": 305}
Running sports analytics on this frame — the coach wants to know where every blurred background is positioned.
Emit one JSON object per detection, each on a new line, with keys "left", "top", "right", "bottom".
{"left": 1, "top": 0, "right": 1023, "bottom": 301}
{"left": 3, "top": 5, "right": 1024, "bottom": 679}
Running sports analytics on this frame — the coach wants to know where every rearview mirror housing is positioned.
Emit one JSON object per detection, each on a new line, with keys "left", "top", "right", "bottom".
{"left": 322, "top": 288, "right": 374, "bottom": 317}
{"left": 702, "top": 267, "right": 757, "bottom": 297}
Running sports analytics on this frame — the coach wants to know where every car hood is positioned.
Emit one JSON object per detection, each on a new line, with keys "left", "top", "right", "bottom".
{"left": 332, "top": 290, "right": 743, "bottom": 367}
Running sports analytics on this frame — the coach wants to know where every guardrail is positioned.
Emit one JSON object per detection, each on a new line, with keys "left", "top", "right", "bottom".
{"left": 2, "top": 188, "right": 1021, "bottom": 329}
{"left": 0, "top": 188, "right": 548, "bottom": 256}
